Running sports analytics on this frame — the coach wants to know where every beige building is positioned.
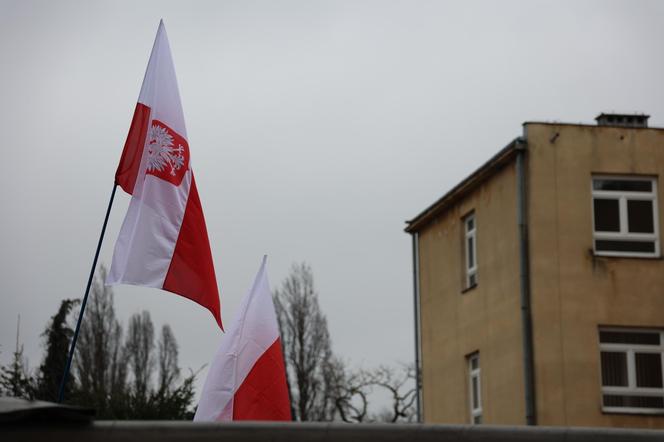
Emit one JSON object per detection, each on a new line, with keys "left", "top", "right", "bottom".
{"left": 406, "top": 113, "right": 664, "bottom": 428}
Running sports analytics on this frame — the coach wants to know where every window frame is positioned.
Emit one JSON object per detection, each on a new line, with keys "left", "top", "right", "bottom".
{"left": 467, "top": 352, "right": 482, "bottom": 424}
{"left": 598, "top": 327, "right": 664, "bottom": 414}
{"left": 463, "top": 212, "right": 478, "bottom": 289}
{"left": 591, "top": 175, "right": 660, "bottom": 258}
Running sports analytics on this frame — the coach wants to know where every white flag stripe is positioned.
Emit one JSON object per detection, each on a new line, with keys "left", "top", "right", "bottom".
{"left": 138, "top": 21, "right": 187, "bottom": 138}
{"left": 108, "top": 174, "right": 189, "bottom": 287}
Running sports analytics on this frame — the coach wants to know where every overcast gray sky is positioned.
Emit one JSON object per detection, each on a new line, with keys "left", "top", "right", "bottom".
{"left": 2, "top": 0, "right": 664, "bottom": 404}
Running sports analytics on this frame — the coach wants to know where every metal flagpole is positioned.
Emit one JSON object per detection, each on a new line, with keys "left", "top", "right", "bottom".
{"left": 57, "top": 183, "right": 118, "bottom": 403}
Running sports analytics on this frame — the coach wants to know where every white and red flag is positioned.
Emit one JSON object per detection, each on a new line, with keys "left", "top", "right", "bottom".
{"left": 107, "top": 20, "right": 222, "bottom": 329}
{"left": 194, "top": 257, "right": 291, "bottom": 421}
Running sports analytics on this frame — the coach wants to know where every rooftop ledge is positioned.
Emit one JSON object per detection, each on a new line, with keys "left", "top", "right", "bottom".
{"left": 3, "top": 421, "right": 664, "bottom": 442}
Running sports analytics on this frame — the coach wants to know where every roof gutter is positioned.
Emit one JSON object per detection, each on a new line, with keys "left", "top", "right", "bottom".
{"left": 411, "top": 231, "right": 423, "bottom": 422}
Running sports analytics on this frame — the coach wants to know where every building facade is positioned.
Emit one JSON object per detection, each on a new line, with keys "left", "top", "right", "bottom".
{"left": 406, "top": 114, "right": 664, "bottom": 428}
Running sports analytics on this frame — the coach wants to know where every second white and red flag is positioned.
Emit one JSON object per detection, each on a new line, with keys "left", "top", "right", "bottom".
{"left": 107, "top": 20, "right": 222, "bottom": 329}
{"left": 194, "top": 257, "right": 291, "bottom": 421}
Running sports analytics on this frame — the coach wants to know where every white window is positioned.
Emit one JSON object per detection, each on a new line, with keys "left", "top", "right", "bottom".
{"left": 599, "top": 328, "right": 664, "bottom": 414}
{"left": 464, "top": 213, "right": 477, "bottom": 289}
{"left": 468, "top": 353, "right": 482, "bottom": 424}
{"left": 591, "top": 176, "right": 659, "bottom": 257}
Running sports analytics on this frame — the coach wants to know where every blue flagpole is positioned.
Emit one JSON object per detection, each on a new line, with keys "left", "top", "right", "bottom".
{"left": 57, "top": 183, "right": 117, "bottom": 403}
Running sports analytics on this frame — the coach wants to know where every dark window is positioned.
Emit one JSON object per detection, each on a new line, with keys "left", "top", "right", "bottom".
{"left": 603, "top": 395, "right": 664, "bottom": 409}
{"left": 599, "top": 329, "right": 664, "bottom": 413}
{"left": 467, "top": 237, "right": 474, "bottom": 268}
{"left": 594, "top": 199, "right": 620, "bottom": 232}
{"left": 464, "top": 214, "right": 477, "bottom": 289}
{"left": 591, "top": 177, "right": 658, "bottom": 256}
{"left": 594, "top": 179, "right": 652, "bottom": 192}
{"left": 595, "top": 240, "right": 656, "bottom": 253}
{"left": 628, "top": 200, "right": 655, "bottom": 233}
{"left": 636, "top": 353, "right": 663, "bottom": 388}
{"left": 600, "top": 331, "right": 660, "bottom": 345}
{"left": 468, "top": 353, "right": 482, "bottom": 423}
{"left": 471, "top": 376, "right": 479, "bottom": 409}
{"left": 601, "top": 352, "right": 628, "bottom": 386}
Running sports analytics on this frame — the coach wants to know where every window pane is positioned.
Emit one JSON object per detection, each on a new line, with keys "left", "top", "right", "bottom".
{"left": 473, "top": 415, "right": 482, "bottom": 424}
{"left": 595, "top": 240, "right": 656, "bottom": 253}
{"left": 601, "top": 352, "right": 628, "bottom": 386}
{"left": 603, "top": 395, "right": 664, "bottom": 409}
{"left": 600, "top": 331, "right": 660, "bottom": 345}
{"left": 594, "top": 199, "right": 620, "bottom": 232}
{"left": 470, "top": 356, "right": 479, "bottom": 370}
{"left": 467, "top": 237, "right": 474, "bottom": 268}
{"left": 628, "top": 200, "right": 655, "bottom": 233}
{"left": 471, "top": 376, "right": 479, "bottom": 409}
{"left": 594, "top": 179, "right": 652, "bottom": 192}
{"left": 635, "top": 353, "right": 663, "bottom": 388}
{"left": 466, "top": 217, "right": 474, "bottom": 231}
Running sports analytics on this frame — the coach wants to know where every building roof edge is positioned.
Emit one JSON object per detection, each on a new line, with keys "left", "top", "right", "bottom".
{"left": 405, "top": 137, "right": 521, "bottom": 233}
{"left": 522, "top": 121, "right": 664, "bottom": 130}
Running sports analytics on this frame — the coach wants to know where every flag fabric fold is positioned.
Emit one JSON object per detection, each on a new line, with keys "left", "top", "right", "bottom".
{"left": 107, "top": 20, "right": 222, "bottom": 330}
{"left": 194, "top": 256, "right": 291, "bottom": 422}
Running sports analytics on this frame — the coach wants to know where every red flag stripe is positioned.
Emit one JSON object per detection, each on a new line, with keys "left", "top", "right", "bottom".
{"left": 115, "top": 103, "right": 151, "bottom": 194}
{"left": 232, "top": 338, "right": 292, "bottom": 421}
{"left": 163, "top": 176, "right": 222, "bottom": 329}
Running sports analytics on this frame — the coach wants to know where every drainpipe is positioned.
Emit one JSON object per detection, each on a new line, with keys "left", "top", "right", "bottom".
{"left": 516, "top": 137, "right": 536, "bottom": 425}
{"left": 411, "top": 231, "right": 423, "bottom": 422}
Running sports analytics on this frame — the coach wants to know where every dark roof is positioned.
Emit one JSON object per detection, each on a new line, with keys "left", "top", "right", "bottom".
{"left": 404, "top": 137, "right": 522, "bottom": 233}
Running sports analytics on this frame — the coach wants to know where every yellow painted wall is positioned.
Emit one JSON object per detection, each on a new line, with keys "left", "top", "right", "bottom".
{"left": 418, "top": 161, "right": 525, "bottom": 424}
{"left": 526, "top": 123, "right": 664, "bottom": 428}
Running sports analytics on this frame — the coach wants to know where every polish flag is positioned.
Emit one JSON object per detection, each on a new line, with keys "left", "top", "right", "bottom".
{"left": 107, "top": 20, "right": 222, "bottom": 329}
{"left": 194, "top": 257, "right": 291, "bottom": 421}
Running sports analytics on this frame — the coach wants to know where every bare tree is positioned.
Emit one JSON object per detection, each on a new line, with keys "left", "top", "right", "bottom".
{"left": 328, "top": 363, "right": 417, "bottom": 423}
{"left": 368, "top": 364, "right": 417, "bottom": 423}
{"left": 328, "top": 359, "right": 371, "bottom": 423}
{"left": 273, "top": 262, "right": 416, "bottom": 423}
{"left": 150, "top": 324, "right": 199, "bottom": 420}
{"left": 157, "top": 324, "right": 180, "bottom": 394}
{"left": 125, "top": 310, "right": 156, "bottom": 401}
{"left": 74, "top": 265, "right": 127, "bottom": 416}
{"left": 274, "top": 262, "right": 336, "bottom": 421}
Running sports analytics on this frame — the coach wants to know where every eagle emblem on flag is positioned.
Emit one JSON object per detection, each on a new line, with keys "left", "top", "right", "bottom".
{"left": 145, "top": 120, "right": 189, "bottom": 186}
